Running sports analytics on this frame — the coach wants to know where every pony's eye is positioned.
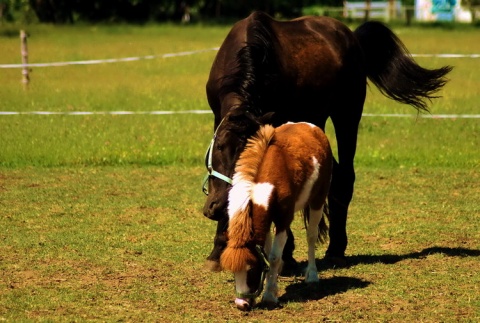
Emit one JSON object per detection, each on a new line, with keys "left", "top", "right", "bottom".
{"left": 216, "top": 144, "right": 223, "bottom": 151}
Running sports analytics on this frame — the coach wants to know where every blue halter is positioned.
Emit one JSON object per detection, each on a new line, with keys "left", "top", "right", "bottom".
{"left": 202, "top": 119, "right": 233, "bottom": 195}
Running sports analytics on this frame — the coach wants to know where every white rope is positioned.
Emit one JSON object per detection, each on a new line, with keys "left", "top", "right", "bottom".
{"left": 0, "top": 49, "right": 478, "bottom": 69}
{"left": 412, "top": 53, "right": 480, "bottom": 58}
{"left": 1, "top": 110, "right": 479, "bottom": 118}
{"left": 362, "top": 113, "right": 480, "bottom": 118}
{"left": 0, "top": 110, "right": 212, "bottom": 115}
{"left": 0, "top": 47, "right": 220, "bottom": 69}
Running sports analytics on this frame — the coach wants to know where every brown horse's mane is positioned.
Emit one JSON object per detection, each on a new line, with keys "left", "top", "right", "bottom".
{"left": 220, "top": 125, "right": 276, "bottom": 272}
{"left": 219, "top": 12, "right": 280, "bottom": 116}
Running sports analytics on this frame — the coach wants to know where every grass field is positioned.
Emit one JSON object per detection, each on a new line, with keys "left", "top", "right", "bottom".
{"left": 1, "top": 21, "right": 479, "bottom": 322}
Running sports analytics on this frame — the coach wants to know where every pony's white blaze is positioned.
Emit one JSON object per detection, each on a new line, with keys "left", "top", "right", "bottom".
{"left": 228, "top": 173, "right": 251, "bottom": 219}
{"left": 234, "top": 270, "right": 252, "bottom": 308}
{"left": 252, "top": 182, "right": 274, "bottom": 209}
{"left": 234, "top": 270, "right": 249, "bottom": 294}
{"left": 294, "top": 156, "right": 320, "bottom": 212}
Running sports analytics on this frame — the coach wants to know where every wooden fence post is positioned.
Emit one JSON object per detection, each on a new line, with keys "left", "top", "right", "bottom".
{"left": 20, "top": 30, "right": 29, "bottom": 88}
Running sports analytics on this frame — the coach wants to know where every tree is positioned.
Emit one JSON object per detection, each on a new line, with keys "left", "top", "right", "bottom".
{"left": 461, "top": 0, "right": 480, "bottom": 23}
{"left": 29, "top": 0, "right": 73, "bottom": 23}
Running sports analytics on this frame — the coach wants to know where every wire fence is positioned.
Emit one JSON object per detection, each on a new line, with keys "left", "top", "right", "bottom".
{"left": 1, "top": 36, "right": 478, "bottom": 119}
{"left": 1, "top": 110, "right": 479, "bottom": 119}
{"left": 1, "top": 49, "right": 479, "bottom": 70}
{"left": 0, "top": 47, "right": 220, "bottom": 69}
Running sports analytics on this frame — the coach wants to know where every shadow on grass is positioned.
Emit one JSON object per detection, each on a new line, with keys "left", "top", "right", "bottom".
{"left": 292, "top": 246, "right": 480, "bottom": 275}
{"left": 344, "top": 246, "right": 480, "bottom": 267}
{"left": 279, "top": 276, "right": 371, "bottom": 303}
{"left": 276, "top": 246, "right": 479, "bottom": 304}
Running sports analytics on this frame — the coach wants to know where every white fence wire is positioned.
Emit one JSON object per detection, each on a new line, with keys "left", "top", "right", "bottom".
{"left": 1, "top": 47, "right": 478, "bottom": 118}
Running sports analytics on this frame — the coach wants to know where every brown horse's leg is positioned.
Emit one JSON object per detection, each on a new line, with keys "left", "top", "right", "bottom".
{"left": 205, "top": 216, "right": 228, "bottom": 272}
{"left": 326, "top": 159, "right": 352, "bottom": 267}
{"left": 326, "top": 110, "right": 361, "bottom": 267}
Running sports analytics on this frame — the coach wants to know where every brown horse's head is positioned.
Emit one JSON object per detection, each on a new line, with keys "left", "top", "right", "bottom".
{"left": 202, "top": 108, "right": 272, "bottom": 220}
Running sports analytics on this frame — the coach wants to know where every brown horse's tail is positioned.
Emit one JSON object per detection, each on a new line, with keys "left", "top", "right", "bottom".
{"left": 354, "top": 21, "right": 452, "bottom": 112}
{"left": 220, "top": 203, "right": 257, "bottom": 272}
{"left": 303, "top": 204, "right": 329, "bottom": 244}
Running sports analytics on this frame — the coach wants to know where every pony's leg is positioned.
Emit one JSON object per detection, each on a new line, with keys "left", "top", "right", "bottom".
{"left": 264, "top": 230, "right": 273, "bottom": 256}
{"left": 262, "top": 229, "right": 288, "bottom": 306}
{"left": 205, "top": 216, "right": 228, "bottom": 271}
{"left": 305, "top": 207, "right": 323, "bottom": 283}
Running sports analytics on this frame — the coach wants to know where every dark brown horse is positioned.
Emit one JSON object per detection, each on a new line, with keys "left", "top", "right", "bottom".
{"left": 219, "top": 120, "right": 332, "bottom": 311}
{"left": 202, "top": 11, "right": 452, "bottom": 271}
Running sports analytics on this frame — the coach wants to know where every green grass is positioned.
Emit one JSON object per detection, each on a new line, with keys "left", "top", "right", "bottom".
{"left": 0, "top": 114, "right": 212, "bottom": 166}
{"left": 1, "top": 166, "right": 478, "bottom": 321}
{"left": 0, "top": 22, "right": 479, "bottom": 321}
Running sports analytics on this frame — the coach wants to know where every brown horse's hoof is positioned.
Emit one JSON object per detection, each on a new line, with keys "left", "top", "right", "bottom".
{"left": 204, "top": 259, "right": 222, "bottom": 272}
{"left": 324, "top": 255, "right": 348, "bottom": 268}
{"left": 280, "top": 257, "right": 300, "bottom": 276}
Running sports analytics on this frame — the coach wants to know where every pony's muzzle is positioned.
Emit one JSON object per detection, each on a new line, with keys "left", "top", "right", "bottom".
{"left": 235, "top": 297, "right": 255, "bottom": 311}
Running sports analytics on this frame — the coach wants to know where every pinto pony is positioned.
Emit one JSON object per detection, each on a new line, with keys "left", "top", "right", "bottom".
{"left": 203, "top": 11, "right": 452, "bottom": 271}
{"left": 220, "top": 121, "right": 333, "bottom": 311}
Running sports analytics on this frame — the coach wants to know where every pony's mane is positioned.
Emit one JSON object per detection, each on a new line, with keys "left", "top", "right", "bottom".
{"left": 220, "top": 11, "right": 279, "bottom": 116}
{"left": 220, "top": 125, "right": 276, "bottom": 272}
{"left": 235, "top": 124, "right": 276, "bottom": 184}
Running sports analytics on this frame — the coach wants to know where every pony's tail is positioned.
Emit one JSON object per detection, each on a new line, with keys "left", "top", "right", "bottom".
{"left": 354, "top": 21, "right": 452, "bottom": 112}
{"left": 220, "top": 203, "right": 256, "bottom": 272}
{"left": 303, "top": 204, "right": 329, "bottom": 244}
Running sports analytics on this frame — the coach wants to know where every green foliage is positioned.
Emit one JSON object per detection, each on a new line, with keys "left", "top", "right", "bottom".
{"left": 2, "top": 0, "right": 395, "bottom": 25}
{"left": 461, "top": 0, "right": 480, "bottom": 6}
{"left": 1, "top": 0, "right": 346, "bottom": 23}
{"left": 0, "top": 0, "right": 32, "bottom": 22}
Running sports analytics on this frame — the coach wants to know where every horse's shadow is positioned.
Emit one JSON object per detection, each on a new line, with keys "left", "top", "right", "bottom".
{"left": 279, "top": 246, "right": 480, "bottom": 304}
{"left": 279, "top": 276, "right": 370, "bottom": 303}
{"left": 339, "top": 246, "right": 480, "bottom": 267}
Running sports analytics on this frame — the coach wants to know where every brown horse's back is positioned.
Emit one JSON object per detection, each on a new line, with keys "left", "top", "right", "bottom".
{"left": 206, "top": 12, "right": 365, "bottom": 124}
{"left": 269, "top": 16, "right": 362, "bottom": 89}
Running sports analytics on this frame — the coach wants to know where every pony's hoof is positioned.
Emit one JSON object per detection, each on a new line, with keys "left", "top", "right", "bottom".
{"left": 261, "top": 300, "right": 281, "bottom": 310}
{"left": 235, "top": 298, "right": 254, "bottom": 311}
{"left": 305, "top": 271, "right": 319, "bottom": 284}
{"left": 261, "top": 292, "right": 280, "bottom": 309}
{"left": 204, "top": 259, "right": 222, "bottom": 272}
{"left": 280, "top": 257, "right": 299, "bottom": 276}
